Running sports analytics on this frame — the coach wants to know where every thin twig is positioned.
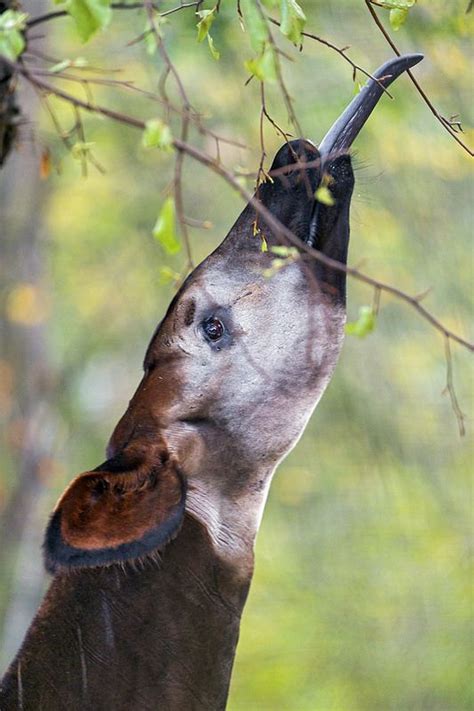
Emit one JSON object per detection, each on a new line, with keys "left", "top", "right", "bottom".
{"left": 257, "top": 82, "right": 267, "bottom": 186}
{"left": 174, "top": 119, "right": 194, "bottom": 270}
{"left": 7, "top": 60, "right": 471, "bottom": 433}
{"left": 268, "top": 17, "right": 393, "bottom": 98}
{"left": 365, "top": 0, "right": 473, "bottom": 157}
{"left": 10, "top": 61, "right": 472, "bottom": 357}
{"left": 443, "top": 337, "right": 466, "bottom": 436}
{"left": 144, "top": 0, "right": 194, "bottom": 269}
{"left": 26, "top": 2, "right": 199, "bottom": 29}
{"left": 255, "top": 1, "right": 303, "bottom": 134}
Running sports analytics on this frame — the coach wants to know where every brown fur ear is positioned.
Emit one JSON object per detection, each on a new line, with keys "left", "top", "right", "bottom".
{"left": 44, "top": 449, "right": 186, "bottom": 574}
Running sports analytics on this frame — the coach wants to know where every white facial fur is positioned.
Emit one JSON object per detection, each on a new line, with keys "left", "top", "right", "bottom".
{"left": 156, "top": 257, "right": 346, "bottom": 564}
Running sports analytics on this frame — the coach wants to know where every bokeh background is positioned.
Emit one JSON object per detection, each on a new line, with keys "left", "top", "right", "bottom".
{"left": 0, "top": 1, "right": 472, "bottom": 709}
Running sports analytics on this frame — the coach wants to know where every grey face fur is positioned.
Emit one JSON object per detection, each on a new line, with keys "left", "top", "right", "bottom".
{"left": 144, "top": 150, "right": 350, "bottom": 471}
{"left": 119, "top": 140, "right": 352, "bottom": 564}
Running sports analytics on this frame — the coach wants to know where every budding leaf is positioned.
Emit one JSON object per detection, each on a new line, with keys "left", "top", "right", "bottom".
{"left": 389, "top": 7, "right": 409, "bottom": 29}
{"left": 376, "top": 0, "right": 415, "bottom": 7}
{"left": 0, "top": 10, "right": 28, "bottom": 61}
{"left": 49, "top": 56, "right": 88, "bottom": 73}
{"left": 244, "top": 44, "right": 277, "bottom": 81}
{"left": 345, "top": 306, "right": 376, "bottom": 338}
{"left": 71, "top": 141, "right": 95, "bottom": 159}
{"left": 270, "top": 245, "right": 299, "bottom": 258}
{"left": 240, "top": 0, "right": 268, "bottom": 53}
{"left": 280, "top": 0, "right": 306, "bottom": 46}
{"left": 207, "top": 34, "right": 220, "bottom": 60}
{"left": 196, "top": 8, "right": 220, "bottom": 60}
{"left": 142, "top": 119, "right": 173, "bottom": 151}
{"left": 315, "top": 185, "right": 335, "bottom": 206}
{"left": 66, "top": 0, "right": 112, "bottom": 43}
{"left": 143, "top": 13, "right": 166, "bottom": 56}
{"left": 49, "top": 59, "right": 72, "bottom": 74}
{"left": 153, "top": 197, "right": 180, "bottom": 255}
{"left": 159, "top": 265, "right": 181, "bottom": 285}
{"left": 196, "top": 8, "right": 216, "bottom": 41}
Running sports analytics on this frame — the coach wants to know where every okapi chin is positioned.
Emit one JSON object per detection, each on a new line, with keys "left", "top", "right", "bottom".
{"left": 0, "top": 54, "right": 422, "bottom": 711}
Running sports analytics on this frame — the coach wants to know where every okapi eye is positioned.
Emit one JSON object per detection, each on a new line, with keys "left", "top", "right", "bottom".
{"left": 202, "top": 317, "right": 225, "bottom": 342}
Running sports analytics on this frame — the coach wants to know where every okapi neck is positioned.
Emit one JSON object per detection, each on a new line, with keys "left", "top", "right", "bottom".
{"left": 185, "top": 463, "right": 275, "bottom": 576}
{"left": 0, "top": 515, "right": 251, "bottom": 710}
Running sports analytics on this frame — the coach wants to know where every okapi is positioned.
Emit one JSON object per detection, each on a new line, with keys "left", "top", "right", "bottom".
{"left": 1, "top": 55, "right": 422, "bottom": 710}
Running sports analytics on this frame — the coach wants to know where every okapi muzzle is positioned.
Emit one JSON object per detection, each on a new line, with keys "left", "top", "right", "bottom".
{"left": 44, "top": 54, "right": 423, "bottom": 574}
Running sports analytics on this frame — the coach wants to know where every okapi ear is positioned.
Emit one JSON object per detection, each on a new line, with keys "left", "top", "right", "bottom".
{"left": 44, "top": 451, "right": 186, "bottom": 574}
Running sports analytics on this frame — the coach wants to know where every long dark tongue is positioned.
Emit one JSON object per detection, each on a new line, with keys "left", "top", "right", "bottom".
{"left": 318, "top": 53, "right": 423, "bottom": 160}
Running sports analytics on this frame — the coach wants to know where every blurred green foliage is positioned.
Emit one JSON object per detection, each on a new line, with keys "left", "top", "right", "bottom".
{"left": 0, "top": 1, "right": 472, "bottom": 709}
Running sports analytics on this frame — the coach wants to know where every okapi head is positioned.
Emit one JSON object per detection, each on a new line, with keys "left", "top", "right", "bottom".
{"left": 45, "top": 55, "right": 422, "bottom": 574}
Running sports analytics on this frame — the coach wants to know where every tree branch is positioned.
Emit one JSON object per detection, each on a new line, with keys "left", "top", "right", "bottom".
{"left": 26, "top": 2, "right": 199, "bottom": 29}
{"left": 268, "top": 17, "right": 394, "bottom": 98}
{"left": 365, "top": 0, "right": 473, "bottom": 157}
{"left": 9, "top": 60, "right": 472, "bottom": 362}
{"left": 144, "top": 0, "right": 194, "bottom": 270}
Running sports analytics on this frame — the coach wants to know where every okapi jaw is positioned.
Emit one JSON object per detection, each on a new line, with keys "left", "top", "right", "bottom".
{"left": 44, "top": 54, "right": 423, "bottom": 576}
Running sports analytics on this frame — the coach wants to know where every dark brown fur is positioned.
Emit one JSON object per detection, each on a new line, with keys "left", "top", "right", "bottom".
{"left": 1, "top": 515, "right": 250, "bottom": 710}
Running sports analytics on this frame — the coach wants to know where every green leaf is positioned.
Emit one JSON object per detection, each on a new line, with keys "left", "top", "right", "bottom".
{"left": 0, "top": 10, "right": 28, "bottom": 61}
{"left": 345, "top": 306, "right": 377, "bottom": 338}
{"left": 240, "top": 0, "right": 268, "bottom": 52}
{"left": 159, "top": 265, "right": 180, "bottom": 285}
{"left": 270, "top": 245, "right": 299, "bottom": 258}
{"left": 153, "top": 197, "right": 180, "bottom": 255}
{"left": 67, "top": 0, "right": 112, "bottom": 43}
{"left": 315, "top": 173, "right": 335, "bottom": 206}
{"left": 0, "top": 28, "right": 23, "bottom": 61}
{"left": 142, "top": 13, "right": 167, "bottom": 56}
{"left": 375, "top": 0, "right": 415, "bottom": 7}
{"left": 73, "top": 56, "right": 89, "bottom": 67}
{"left": 49, "top": 56, "right": 89, "bottom": 73}
{"left": 71, "top": 141, "right": 95, "bottom": 159}
{"left": 244, "top": 44, "right": 277, "bottom": 81}
{"left": 142, "top": 119, "right": 173, "bottom": 151}
{"left": 315, "top": 184, "right": 335, "bottom": 206}
{"left": 263, "top": 245, "right": 299, "bottom": 277}
{"left": 144, "top": 24, "right": 157, "bottom": 56}
{"left": 207, "top": 34, "right": 220, "bottom": 60}
{"left": 49, "top": 59, "right": 72, "bottom": 74}
{"left": 196, "top": 9, "right": 220, "bottom": 60}
{"left": 0, "top": 8, "right": 28, "bottom": 24}
{"left": 196, "top": 7, "right": 216, "bottom": 42}
{"left": 280, "top": 0, "right": 306, "bottom": 46}
{"left": 389, "top": 7, "right": 409, "bottom": 29}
